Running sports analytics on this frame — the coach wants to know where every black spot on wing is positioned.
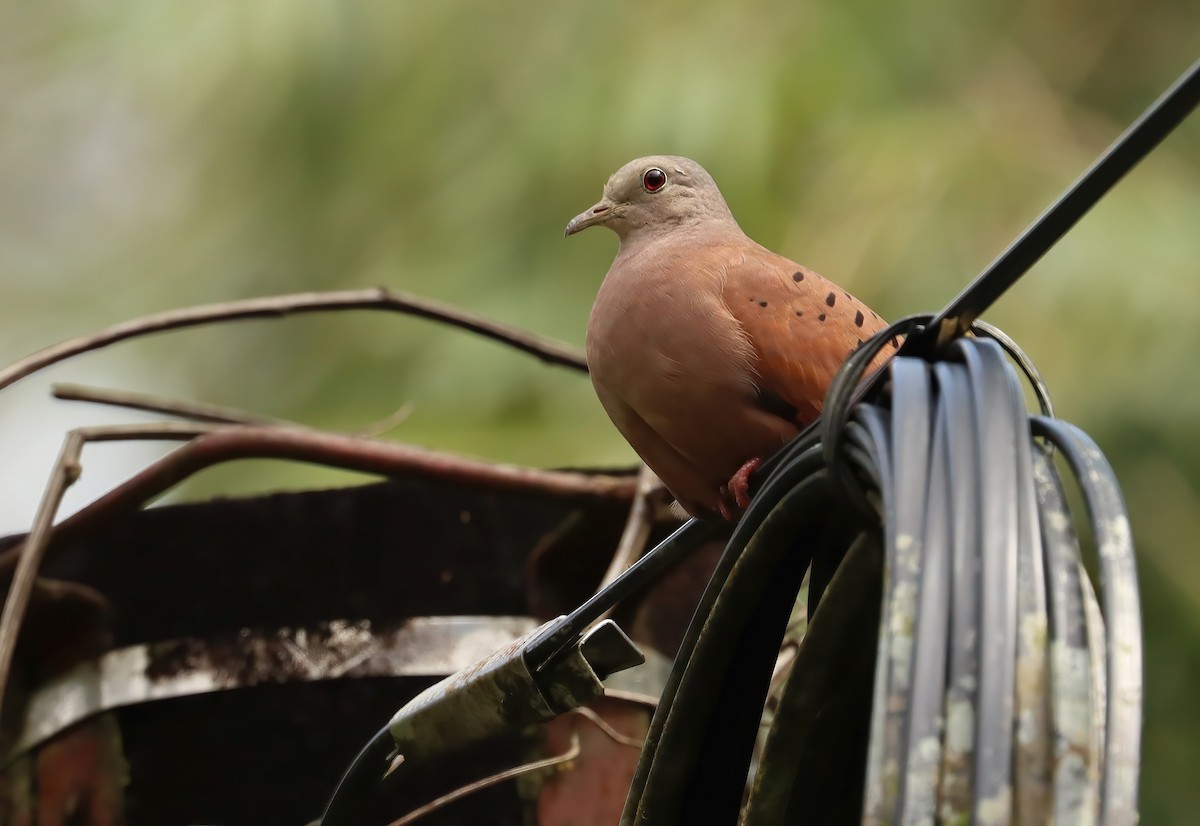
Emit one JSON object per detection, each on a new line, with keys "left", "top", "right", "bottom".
{"left": 792, "top": 271, "right": 805, "bottom": 282}
{"left": 818, "top": 313, "right": 826, "bottom": 322}
{"left": 855, "top": 310, "right": 864, "bottom": 327}
{"left": 825, "top": 292, "right": 836, "bottom": 307}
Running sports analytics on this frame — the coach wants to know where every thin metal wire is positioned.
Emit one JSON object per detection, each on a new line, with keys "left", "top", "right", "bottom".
{"left": 385, "top": 733, "right": 581, "bottom": 826}
{"left": 319, "top": 724, "right": 395, "bottom": 825}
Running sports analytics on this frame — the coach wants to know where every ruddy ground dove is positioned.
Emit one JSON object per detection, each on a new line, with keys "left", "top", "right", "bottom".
{"left": 567, "top": 155, "right": 892, "bottom": 519}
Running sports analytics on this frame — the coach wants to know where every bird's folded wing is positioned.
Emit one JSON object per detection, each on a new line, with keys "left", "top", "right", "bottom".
{"left": 720, "top": 247, "right": 891, "bottom": 425}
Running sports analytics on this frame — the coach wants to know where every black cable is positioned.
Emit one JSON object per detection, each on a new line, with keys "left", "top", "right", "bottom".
{"left": 524, "top": 517, "right": 718, "bottom": 673}
{"left": 897, "top": 362, "right": 952, "bottom": 822}
{"left": 1033, "top": 417, "right": 1143, "bottom": 823}
{"left": 917, "top": 57, "right": 1200, "bottom": 347}
{"left": 817, "top": 314, "right": 932, "bottom": 511}
{"left": 959, "top": 340, "right": 1022, "bottom": 816}
{"left": 740, "top": 531, "right": 882, "bottom": 825}
{"left": 318, "top": 724, "right": 394, "bottom": 825}
{"left": 619, "top": 443, "right": 828, "bottom": 822}
{"left": 928, "top": 359, "right": 981, "bottom": 818}
{"left": 873, "top": 357, "right": 935, "bottom": 819}
{"left": 629, "top": 469, "right": 839, "bottom": 823}
{"left": 739, "top": 332, "right": 1135, "bottom": 825}
{"left": 1031, "top": 446, "right": 1097, "bottom": 812}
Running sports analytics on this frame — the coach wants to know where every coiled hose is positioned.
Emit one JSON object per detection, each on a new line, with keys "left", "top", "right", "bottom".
{"left": 620, "top": 319, "right": 1140, "bottom": 825}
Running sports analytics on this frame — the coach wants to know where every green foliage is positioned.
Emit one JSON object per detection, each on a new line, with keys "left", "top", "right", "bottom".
{"left": 1, "top": 1, "right": 1197, "bottom": 819}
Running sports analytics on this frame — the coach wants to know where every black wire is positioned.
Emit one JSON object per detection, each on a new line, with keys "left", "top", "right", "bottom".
{"left": 880, "top": 358, "right": 935, "bottom": 818}
{"left": 842, "top": 339, "right": 1055, "bottom": 822}
{"left": 1007, "top": 338, "right": 1053, "bottom": 815}
{"left": 740, "top": 531, "right": 882, "bottom": 825}
{"left": 818, "top": 314, "right": 932, "bottom": 511}
{"left": 620, "top": 443, "right": 828, "bottom": 822}
{"left": 524, "top": 517, "right": 718, "bottom": 673}
{"left": 1030, "top": 447, "right": 1097, "bottom": 808}
{"left": 318, "top": 724, "right": 394, "bottom": 825}
{"left": 916, "top": 57, "right": 1200, "bottom": 347}
{"left": 1032, "top": 417, "right": 1143, "bottom": 823}
{"left": 631, "top": 469, "right": 838, "bottom": 823}
{"left": 897, "top": 362, "right": 953, "bottom": 822}
{"left": 957, "top": 340, "right": 1022, "bottom": 814}
{"left": 928, "top": 360, "right": 981, "bottom": 817}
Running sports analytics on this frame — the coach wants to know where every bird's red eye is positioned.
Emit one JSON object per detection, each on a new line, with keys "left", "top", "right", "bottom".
{"left": 642, "top": 168, "right": 667, "bottom": 192}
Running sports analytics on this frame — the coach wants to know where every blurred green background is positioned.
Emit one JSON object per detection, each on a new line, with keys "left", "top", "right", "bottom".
{"left": 1, "top": 1, "right": 1197, "bottom": 821}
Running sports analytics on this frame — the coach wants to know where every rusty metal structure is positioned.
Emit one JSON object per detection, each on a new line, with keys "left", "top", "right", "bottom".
{"left": 1, "top": 470, "right": 711, "bottom": 823}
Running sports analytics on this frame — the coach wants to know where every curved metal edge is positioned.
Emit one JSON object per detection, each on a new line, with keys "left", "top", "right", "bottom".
{"left": 10, "top": 615, "right": 540, "bottom": 761}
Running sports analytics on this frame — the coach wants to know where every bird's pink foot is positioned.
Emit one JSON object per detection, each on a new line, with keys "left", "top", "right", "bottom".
{"left": 729, "top": 457, "right": 762, "bottom": 509}
{"left": 717, "top": 457, "right": 762, "bottom": 520}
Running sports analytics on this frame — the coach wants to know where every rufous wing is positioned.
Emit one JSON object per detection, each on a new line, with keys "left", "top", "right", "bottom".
{"left": 720, "top": 246, "right": 893, "bottom": 425}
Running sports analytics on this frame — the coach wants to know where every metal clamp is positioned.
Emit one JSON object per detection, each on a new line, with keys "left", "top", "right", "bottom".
{"left": 388, "top": 618, "right": 644, "bottom": 763}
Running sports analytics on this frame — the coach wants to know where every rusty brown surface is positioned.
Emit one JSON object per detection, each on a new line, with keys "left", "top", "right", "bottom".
{"left": 0, "top": 753, "right": 31, "bottom": 826}
{"left": 1, "top": 716, "right": 126, "bottom": 826}
{"left": 34, "top": 716, "right": 126, "bottom": 826}
{"left": 537, "top": 700, "right": 650, "bottom": 826}
{"left": 0, "top": 470, "right": 715, "bottom": 824}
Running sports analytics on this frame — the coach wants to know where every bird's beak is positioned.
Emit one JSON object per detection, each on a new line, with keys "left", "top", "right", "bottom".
{"left": 565, "top": 199, "right": 617, "bottom": 237}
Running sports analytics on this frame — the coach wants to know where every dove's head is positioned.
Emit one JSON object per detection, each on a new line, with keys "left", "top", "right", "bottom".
{"left": 565, "top": 155, "right": 737, "bottom": 245}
